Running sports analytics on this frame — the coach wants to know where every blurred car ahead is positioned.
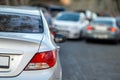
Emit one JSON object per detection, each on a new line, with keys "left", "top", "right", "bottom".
{"left": 32, "top": 4, "right": 66, "bottom": 17}
{"left": 47, "top": 5, "right": 66, "bottom": 17}
{"left": 0, "top": 6, "right": 64, "bottom": 80}
{"left": 83, "top": 17, "right": 120, "bottom": 43}
{"left": 53, "top": 12, "right": 89, "bottom": 39}
{"left": 41, "top": 7, "right": 53, "bottom": 28}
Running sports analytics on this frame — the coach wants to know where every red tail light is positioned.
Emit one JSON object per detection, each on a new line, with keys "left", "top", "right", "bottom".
{"left": 51, "top": 32, "right": 56, "bottom": 36}
{"left": 108, "top": 27, "right": 116, "bottom": 32}
{"left": 87, "top": 26, "right": 94, "bottom": 31}
{"left": 24, "top": 50, "right": 57, "bottom": 70}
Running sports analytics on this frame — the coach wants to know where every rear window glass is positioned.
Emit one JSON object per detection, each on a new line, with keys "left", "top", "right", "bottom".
{"left": 92, "top": 20, "right": 113, "bottom": 26}
{"left": 0, "top": 13, "right": 43, "bottom": 33}
{"left": 56, "top": 13, "right": 80, "bottom": 22}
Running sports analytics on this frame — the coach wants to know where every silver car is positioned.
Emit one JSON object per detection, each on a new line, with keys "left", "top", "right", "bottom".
{"left": 0, "top": 6, "right": 63, "bottom": 80}
{"left": 84, "top": 17, "right": 120, "bottom": 43}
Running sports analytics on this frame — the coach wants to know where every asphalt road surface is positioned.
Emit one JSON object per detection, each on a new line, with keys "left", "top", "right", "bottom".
{"left": 59, "top": 40, "right": 120, "bottom": 80}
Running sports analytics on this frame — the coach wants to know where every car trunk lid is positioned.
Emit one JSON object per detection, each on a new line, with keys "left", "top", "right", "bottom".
{"left": 0, "top": 33, "right": 43, "bottom": 77}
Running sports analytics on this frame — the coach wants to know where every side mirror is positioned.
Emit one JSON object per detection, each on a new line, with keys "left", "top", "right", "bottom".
{"left": 54, "top": 34, "right": 66, "bottom": 43}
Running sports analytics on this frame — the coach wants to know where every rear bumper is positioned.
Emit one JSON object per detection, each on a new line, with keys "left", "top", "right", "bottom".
{"left": 84, "top": 31, "right": 119, "bottom": 40}
{"left": 58, "top": 30, "right": 80, "bottom": 39}
{"left": 0, "top": 61, "right": 62, "bottom": 80}
{"left": 67, "top": 32, "right": 80, "bottom": 39}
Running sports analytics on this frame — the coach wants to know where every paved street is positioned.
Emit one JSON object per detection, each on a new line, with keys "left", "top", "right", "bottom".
{"left": 59, "top": 40, "right": 120, "bottom": 80}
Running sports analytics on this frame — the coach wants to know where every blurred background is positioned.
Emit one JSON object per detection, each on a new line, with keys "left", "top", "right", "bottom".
{"left": 1, "top": 0, "right": 120, "bottom": 15}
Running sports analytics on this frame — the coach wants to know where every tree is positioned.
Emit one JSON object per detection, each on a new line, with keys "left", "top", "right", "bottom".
{"left": 5, "top": 0, "right": 10, "bottom": 5}
{"left": 115, "top": 0, "right": 120, "bottom": 12}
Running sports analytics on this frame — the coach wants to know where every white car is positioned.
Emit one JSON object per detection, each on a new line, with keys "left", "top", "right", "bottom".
{"left": 53, "top": 12, "right": 89, "bottom": 39}
{"left": 0, "top": 6, "right": 63, "bottom": 80}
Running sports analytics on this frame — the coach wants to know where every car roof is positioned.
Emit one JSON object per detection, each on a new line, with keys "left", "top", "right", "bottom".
{"left": 93, "top": 17, "right": 116, "bottom": 22}
{"left": 0, "top": 6, "right": 40, "bottom": 16}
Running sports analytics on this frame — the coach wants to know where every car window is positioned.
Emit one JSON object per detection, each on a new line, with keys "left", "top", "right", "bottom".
{"left": 92, "top": 20, "right": 114, "bottom": 26}
{"left": 0, "top": 13, "right": 43, "bottom": 33}
{"left": 56, "top": 13, "right": 80, "bottom": 22}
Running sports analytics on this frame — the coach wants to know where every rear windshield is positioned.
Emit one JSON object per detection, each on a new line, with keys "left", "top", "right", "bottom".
{"left": 56, "top": 13, "right": 80, "bottom": 22}
{"left": 0, "top": 13, "right": 43, "bottom": 33}
{"left": 92, "top": 20, "right": 113, "bottom": 26}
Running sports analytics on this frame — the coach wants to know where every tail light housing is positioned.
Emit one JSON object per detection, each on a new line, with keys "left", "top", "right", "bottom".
{"left": 87, "top": 26, "right": 94, "bottom": 31}
{"left": 51, "top": 31, "right": 56, "bottom": 36}
{"left": 24, "top": 50, "right": 57, "bottom": 70}
{"left": 108, "top": 27, "right": 116, "bottom": 32}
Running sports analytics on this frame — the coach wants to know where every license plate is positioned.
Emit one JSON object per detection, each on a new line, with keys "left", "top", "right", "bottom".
{"left": 95, "top": 27, "right": 107, "bottom": 31}
{"left": 0, "top": 56, "right": 10, "bottom": 68}
{"left": 94, "top": 35, "right": 108, "bottom": 39}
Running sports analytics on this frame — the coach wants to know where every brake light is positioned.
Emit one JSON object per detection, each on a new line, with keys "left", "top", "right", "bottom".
{"left": 24, "top": 50, "right": 57, "bottom": 70}
{"left": 108, "top": 27, "right": 116, "bottom": 32}
{"left": 87, "top": 26, "right": 94, "bottom": 30}
{"left": 51, "top": 31, "right": 56, "bottom": 36}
